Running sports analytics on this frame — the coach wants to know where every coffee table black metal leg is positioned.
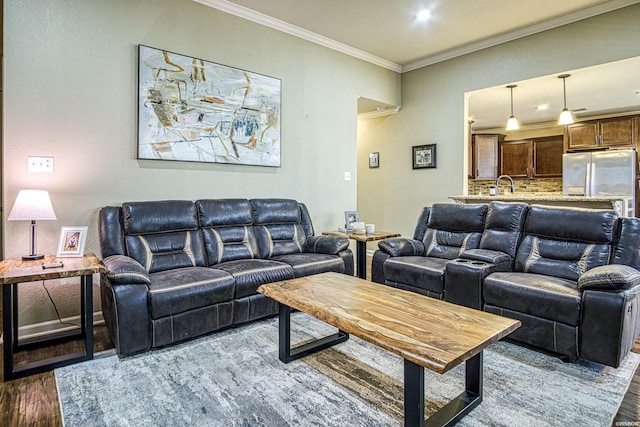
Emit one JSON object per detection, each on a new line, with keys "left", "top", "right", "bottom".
{"left": 278, "top": 303, "right": 349, "bottom": 363}
{"left": 404, "top": 352, "right": 483, "bottom": 427}
{"left": 404, "top": 359, "right": 425, "bottom": 427}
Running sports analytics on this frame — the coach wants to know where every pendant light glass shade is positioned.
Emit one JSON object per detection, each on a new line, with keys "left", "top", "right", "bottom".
{"left": 505, "top": 84, "right": 520, "bottom": 130}
{"left": 506, "top": 115, "right": 520, "bottom": 130}
{"left": 557, "top": 74, "right": 574, "bottom": 125}
{"left": 558, "top": 108, "right": 574, "bottom": 125}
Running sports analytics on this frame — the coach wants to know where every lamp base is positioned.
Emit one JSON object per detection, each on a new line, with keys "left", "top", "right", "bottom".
{"left": 22, "top": 254, "right": 45, "bottom": 261}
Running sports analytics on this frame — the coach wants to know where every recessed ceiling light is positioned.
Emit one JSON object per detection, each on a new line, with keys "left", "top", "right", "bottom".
{"left": 535, "top": 103, "right": 550, "bottom": 111}
{"left": 414, "top": 9, "right": 431, "bottom": 21}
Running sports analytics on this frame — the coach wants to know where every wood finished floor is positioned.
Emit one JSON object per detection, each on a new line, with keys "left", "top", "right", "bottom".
{"left": 1, "top": 263, "right": 639, "bottom": 426}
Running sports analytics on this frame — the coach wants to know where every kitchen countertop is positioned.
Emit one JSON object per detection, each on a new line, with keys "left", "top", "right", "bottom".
{"left": 449, "top": 194, "right": 632, "bottom": 202}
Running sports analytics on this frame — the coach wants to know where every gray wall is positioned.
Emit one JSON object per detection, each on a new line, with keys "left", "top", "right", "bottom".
{"left": 3, "top": 0, "right": 400, "bottom": 330}
{"left": 358, "top": 3, "right": 640, "bottom": 240}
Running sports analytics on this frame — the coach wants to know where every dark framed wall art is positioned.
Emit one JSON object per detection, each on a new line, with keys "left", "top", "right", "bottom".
{"left": 137, "top": 45, "right": 282, "bottom": 167}
{"left": 412, "top": 144, "right": 437, "bottom": 169}
{"left": 369, "top": 152, "right": 379, "bottom": 168}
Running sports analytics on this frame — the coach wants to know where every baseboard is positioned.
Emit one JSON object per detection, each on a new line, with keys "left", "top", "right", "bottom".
{"left": 0, "top": 311, "right": 105, "bottom": 344}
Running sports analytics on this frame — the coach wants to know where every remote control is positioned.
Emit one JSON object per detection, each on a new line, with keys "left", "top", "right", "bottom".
{"left": 42, "top": 262, "right": 64, "bottom": 269}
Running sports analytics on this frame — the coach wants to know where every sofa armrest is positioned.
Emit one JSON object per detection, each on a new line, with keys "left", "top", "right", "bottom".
{"left": 100, "top": 275, "right": 151, "bottom": 358}
{"left": 578, "top": 265, "right": 640, "bottom": 291}
{"left": 377, "top": 238, "right": 425, "bottom": 257}
{"left": 580, "top": 281, "right": 640, "bottom": 367}
{"left": 305, "top": 235, "right": 349, "bottom": 255}
{"left": 102, "top": 255, "right": 151, "bottom": 285}
{"left": 460, "top": 249, "right": 512, "bottom": 265}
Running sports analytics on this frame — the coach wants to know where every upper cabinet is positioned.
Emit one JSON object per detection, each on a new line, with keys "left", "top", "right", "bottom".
{"left": 472, "top": 134, "right": 504, "bottom": 180}
{"left": 499, "top": 136, "right": 563, "bottom": 178}
{"left": 499, "top": 140, "right": 530, "bottom": 178}
{"left": 565, "top": 116, "right": 637, "bottom": 151}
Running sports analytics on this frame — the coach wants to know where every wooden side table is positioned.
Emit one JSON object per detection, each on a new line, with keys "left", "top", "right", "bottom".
{"left": 322, "top": 230, "right": 400, "bottom": 279}
{"left": 1, "top": 253, "right": 105, "bottom": 381}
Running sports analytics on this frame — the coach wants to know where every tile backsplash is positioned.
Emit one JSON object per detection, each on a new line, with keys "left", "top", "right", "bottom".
{"left": 469, "top": 178, "right": 562, "bottom": 196}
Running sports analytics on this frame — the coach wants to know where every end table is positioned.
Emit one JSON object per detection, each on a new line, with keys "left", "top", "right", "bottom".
{"left": 322, "top": 230, "right": 400, "bottom": 279}
{"left": 1, "top": 253, "right": 105, "bottom": 380}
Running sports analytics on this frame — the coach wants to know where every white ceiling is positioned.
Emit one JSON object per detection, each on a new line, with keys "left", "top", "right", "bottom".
{"left": 196, "top": 0, "right": 640, "bottom": 127}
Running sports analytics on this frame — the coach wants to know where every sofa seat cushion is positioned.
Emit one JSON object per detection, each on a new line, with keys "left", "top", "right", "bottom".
{"left": 214, "top": 259, "right": 295, "bottom": 299}
{"left": 271, "top": 253, "right": 345, "bottom": 277}
{"left": 383, "top": 256, "right": 448, "bottom": 295}
{"left": 148, "top": 267, "right": 235, "bottom": 319}
{"left": 483, "top": 272, "right": 581, "bottom": 326}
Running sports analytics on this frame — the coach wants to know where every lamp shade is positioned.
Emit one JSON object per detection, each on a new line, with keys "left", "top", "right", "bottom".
{"left": 558, "top": 108, "right": 575, "bottom": 125}
{"left": 506, "top": 115, "right": 520, "bottom": 130}
{"left": 8, "top": 190, "right": 57, "bottom": 221}
{"left": 505, "top": 84, "right": 520, "bottom": 130}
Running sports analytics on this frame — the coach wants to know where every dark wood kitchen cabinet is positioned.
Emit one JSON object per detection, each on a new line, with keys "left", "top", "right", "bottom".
{"left": 565, "top": 116, "right": 636, "bottom": 151}
{"left": 472, "top": 134, "right": 505, "bottom": 179}
{"left": 499, "top": 136, "right": 563, "bottom": 178}
{"left": 533, "top": 136, "right": 564, "bottom": 177}
{"left": 499, "top": 140, "right": 530, "bottom": 178}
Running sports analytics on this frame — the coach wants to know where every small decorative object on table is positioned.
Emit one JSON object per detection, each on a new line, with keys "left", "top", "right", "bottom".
{"left": 412, "top": 144, "right": 437, "bottom": 169}
{"left": 351, "top": 221, "right": 366, "bottom": 235}
{"left": 57, "top": 226, "right": 88, "bottom": 257}
{"left": 344, "top": 211, "right": 359, "bottom": 230}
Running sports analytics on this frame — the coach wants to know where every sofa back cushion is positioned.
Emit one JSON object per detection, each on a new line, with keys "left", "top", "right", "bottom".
{"left": 412, "top": 207, "right": 431, "bottom": 241}
{"left": 251, "top": 199, "right": 307, "bottom": 258}
{"left": 122, "top": 200, "right": 207, "bottom": 273}
{"left": 196, "top": 199, "right": 259, "bottom": 265}
{"left": 422, "top": 203, "right": 487, "bottom": 260}
{"left": 514, "top": 205, "right": 618, "bottom": 280}
{"left": 479, "top": 202, "right": 528, "bottom": 259}
{"left": 612, "top": 217, "right": 640, "bottom": 269}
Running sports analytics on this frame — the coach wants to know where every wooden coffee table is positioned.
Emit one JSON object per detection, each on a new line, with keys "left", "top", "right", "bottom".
{"left": 258, "top": 272, "right": 520, "bottom": 427}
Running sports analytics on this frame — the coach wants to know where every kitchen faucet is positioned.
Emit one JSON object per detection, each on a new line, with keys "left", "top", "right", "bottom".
{"left": 496, "top": 175, "right": 515, "bottom": 193}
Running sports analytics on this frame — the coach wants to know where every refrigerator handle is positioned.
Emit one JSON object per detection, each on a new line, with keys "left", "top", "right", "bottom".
{"left": 586, "top": 162, "right": 594, "bottom": 197}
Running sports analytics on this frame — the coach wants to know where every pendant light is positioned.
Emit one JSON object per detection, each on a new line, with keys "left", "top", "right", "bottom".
{"left": 505, "top": 84, "right": 520, "bottom": 130}
{"left": 557, "top": 74, "right": 575, "bottom": 125}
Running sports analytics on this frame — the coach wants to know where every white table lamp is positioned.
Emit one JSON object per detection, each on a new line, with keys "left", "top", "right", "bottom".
{"left": 8, "top": 190, "right": 57, "bottom": 260}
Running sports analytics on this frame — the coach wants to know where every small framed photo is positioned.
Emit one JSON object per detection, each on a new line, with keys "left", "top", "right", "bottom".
{"left": 57, "top": 226, "right": 88, "bottom": 257}
{"left": 369, "top": 152, "right": 380, "bottom": 168}
{"left": 344, "top": 211, "right": 359, "bottom": 230}
{"left": 412, "top": 144, "right": 437, "bottom": 169}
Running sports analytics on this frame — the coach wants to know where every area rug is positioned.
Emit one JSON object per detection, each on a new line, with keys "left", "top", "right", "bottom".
{"left": 55, "top": 312, "right": 639, "bottom": 426}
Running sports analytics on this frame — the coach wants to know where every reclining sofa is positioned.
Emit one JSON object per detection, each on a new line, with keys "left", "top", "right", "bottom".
{"left": 372, "top": 202, "right": 640, "bottom": 368}
{"left": 99, "top": 198, "right": 353, "bottom": 357}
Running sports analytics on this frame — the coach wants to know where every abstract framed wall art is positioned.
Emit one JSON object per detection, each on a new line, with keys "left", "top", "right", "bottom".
{"left": 137, "top": 45, "right": 281, "bottom": 167}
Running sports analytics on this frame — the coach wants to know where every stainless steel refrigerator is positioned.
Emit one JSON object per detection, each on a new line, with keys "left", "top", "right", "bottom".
{"left": 562, "top": 149, "right": 636, "bottom": 216}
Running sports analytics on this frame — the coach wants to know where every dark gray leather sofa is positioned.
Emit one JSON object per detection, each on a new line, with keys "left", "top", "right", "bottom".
{"left": 99, "top": 198, "right": 354, "bottom": 357}
{"left": 372, "top": 202, "right": 640, "bottom": 368}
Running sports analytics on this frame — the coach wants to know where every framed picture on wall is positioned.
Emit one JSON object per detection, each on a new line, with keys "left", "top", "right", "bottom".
{"left": 56, "top": 226, "right": 88, "bottom": 257}
{"left": 412, "top": 144, "right": 437, "bottom": 169}
{"left": 137, "top": 45, "right": 282, "bottom": 167}
{"left": 369, "top": 152, "right": 380, "bottom": 168}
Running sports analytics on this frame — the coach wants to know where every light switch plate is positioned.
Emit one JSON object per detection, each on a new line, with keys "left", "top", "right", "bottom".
{"left": 28, "top": 156, "right": 54, "bottom": 173}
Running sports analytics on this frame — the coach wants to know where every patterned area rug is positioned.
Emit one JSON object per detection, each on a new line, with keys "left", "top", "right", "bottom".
{"left": 56, "top": 312, "right": 639, "bottom": 426}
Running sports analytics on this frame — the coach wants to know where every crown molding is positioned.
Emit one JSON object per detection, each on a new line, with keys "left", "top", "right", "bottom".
{"left": 358, "top": 106, "right": 401, "bottom": 120}
{"left": 194, "top": 0, "right": 402, "bottom": 73}
{"left": 195, "top": 0, "right": 639, "bottom": 74}
{"left": 402, "top": 0, "right": 640, "bottom": 72}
